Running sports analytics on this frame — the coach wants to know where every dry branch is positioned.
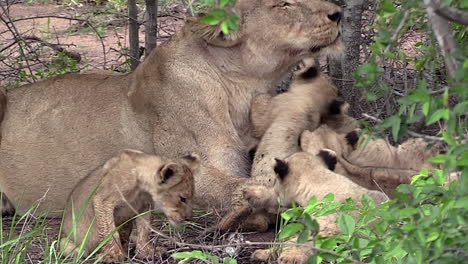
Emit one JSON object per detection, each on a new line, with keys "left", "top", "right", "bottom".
{"left": 424, "top": 0, "right": 460, "bottom": 78}
{"left": 433, "top": 1, "right": 468, "bottom": 25}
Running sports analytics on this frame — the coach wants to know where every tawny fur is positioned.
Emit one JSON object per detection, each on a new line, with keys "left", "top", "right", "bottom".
{"left": 250, "top": 61, "right": 341, "bottom": 188}
{"left": 252, "top": 150, "right": 387, "bottom": 264}
{"left": 216, "top": 100, "right": 359, "bottom": 233}
{"left": 337, "top": 137, "right": 443, "bottom": 196}
{"left": 61, "top": 150, "right": 199, "bottom": 262}
{"left": 0, "top": 0, "right": 343, "bottom": 215}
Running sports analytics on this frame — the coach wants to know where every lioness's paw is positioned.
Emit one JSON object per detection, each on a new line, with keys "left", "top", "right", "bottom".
{"left": 278, "top": 248, "right": 310, "bottom": 264}
{"left": 251, "top": 248, "right": 273, "bottom": 262}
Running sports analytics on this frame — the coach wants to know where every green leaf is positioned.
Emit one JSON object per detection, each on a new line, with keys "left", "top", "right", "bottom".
{"left": 281, "top": 207, "right": 302, "bottom": 221}
{"left": 399, "top": 208, "right": 419, "bottom": 218}
{"left": 220, "top": 0, "right": 230, "bottom": 8}
{"left": 279, "top": 223, "right": 305, "bottom": 240}
{"left": 454, "top": 101, "right": 468, "bottom": 114}
{"left": 426, "top": 109, "right": 449, "bottom": 125}
{"left": 223, "top": 257, "right": 237, "bottom": 264}
{"left": 172, "top": 250, "right": 207, "bottom": 260}
{"left": 432, "top": 169, "right": 446, "bottom": 185}
{"left": 220, "top": 21, "right": 229, "bottom": 35}
{"left": 456, "top": 152, "right": 468, "bottom": 166}
{"left": 200, "top": 15, "right": 221, "bottom": 25}
{"left": 367, "top": 91, "right": 378, "bottom": 101}
{"left": 337, "top": 214, "right": 355, "bottom": 235}
{"left": 429, "top": 154, "right": 446, "bottom": 164}
{"left": 297, "top": 229, "right": 311, "bottom": 244}
{"left": 426, "top": 231, "right": 439, "bottom": 242}
{"left": 422, "top": 102, "right": 430, "bottom": 116}
{"left": 323, "top": 193, "right": 335, "bottom": 202}
{"left": 381, "top": 0, "right": 397, "bottom": 13}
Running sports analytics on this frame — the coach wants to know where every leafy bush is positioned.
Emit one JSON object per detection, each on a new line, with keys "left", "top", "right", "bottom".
{"left": 279, "top": 168, "right": 467, "bottom": 263}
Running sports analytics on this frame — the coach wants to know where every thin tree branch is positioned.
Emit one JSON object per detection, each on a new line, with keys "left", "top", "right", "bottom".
{"left": 433, "top": 1, "right": 468, "bottom": 25}
{"left": 362, "top": 113, "right": 445, "bottom": 142}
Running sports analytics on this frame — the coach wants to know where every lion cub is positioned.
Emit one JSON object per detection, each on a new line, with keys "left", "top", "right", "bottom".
{"left": 251, "top": 150, "right": 387, "bottom": 264}
{"left": 250, "top": 59, "right": 352, "bottom": 187}
{"left": 61, "top": 150, "right": 199, "bottom": 262}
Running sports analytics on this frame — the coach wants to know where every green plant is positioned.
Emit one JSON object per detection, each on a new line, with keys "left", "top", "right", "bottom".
{"left": 172, "top": 250, "right": 238, "bottom": 264}
{"left": 199, "top": 0, "right": 240, "bottom": 34}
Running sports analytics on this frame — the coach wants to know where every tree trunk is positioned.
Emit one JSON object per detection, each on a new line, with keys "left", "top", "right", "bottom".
{"left": 145, "top": 0, "right": 158, "bottom": 57}
{"left": 128, "top": 0, "right": 140, "bottom": 71}
{"left": 329, "top": 0, "right": 369, "bottom": 117}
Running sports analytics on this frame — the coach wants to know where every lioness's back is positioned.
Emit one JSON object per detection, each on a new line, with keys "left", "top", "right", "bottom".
{"left": 0, "top": 73, "right": 154, "bottom": 214}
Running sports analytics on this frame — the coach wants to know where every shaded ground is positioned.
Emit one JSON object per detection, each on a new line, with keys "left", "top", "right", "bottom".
{"left": 2, "top": 210, "right": 277, "bottom": 264}
{"left": 0, "top": 2, "right": 185, "bottom": 84}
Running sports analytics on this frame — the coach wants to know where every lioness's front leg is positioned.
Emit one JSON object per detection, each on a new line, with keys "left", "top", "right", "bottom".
{"left": 92, "top": 197, "right": 125, "bottom": 262}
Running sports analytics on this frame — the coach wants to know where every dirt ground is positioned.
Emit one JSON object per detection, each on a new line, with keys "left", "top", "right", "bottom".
{"left": 0, "top": 2, "right": 278, "bottom": 263}
{"left": 2, "top": 210, "right": 278, "bottom": 264}
{"left": 0, "top": 1, "right": 185, "bottom": 84}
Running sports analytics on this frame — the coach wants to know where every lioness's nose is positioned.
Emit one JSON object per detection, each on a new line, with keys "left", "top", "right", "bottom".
{"left": 328, "top": 10, "right": 342, "bottom": 23}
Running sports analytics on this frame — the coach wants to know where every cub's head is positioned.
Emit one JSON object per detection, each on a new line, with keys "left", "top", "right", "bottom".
{"left": 187, "top": 0, "right": 343, "bottom": 76}
{"left": 300, "top": 125, "right": 359, "bottom": 157}
{"left": 272, "top": 150, "right": 337, "bottom": 206}
{"left": 151, "top": 153, "right": 200, "bottom": 226}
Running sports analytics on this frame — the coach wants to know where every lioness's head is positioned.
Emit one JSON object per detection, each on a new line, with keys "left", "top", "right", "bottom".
{"left": 151, "top": 154, "right": 200, "bottom": 226}
{"left": 188, "top": 0, "right": 343, "bottom": 77}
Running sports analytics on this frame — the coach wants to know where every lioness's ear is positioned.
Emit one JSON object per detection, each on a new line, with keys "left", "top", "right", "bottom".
{"left": 181, "top": 153, "right": 200, "bottom": 171}
{"left": 317, "top": 149, "right": 337, "bottom": 171}
{"left": 186, "top": 16, "right": 243, "bottom": 47}
{"left": 274, "top": 158, "right": 289, "bottom": 180}
{"left": 159, "top": 163, "right": 179, "bottom": 184}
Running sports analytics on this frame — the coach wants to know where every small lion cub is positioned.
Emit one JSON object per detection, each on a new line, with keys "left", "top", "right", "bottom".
{"left": 61, "top": 149, "right": 199, "bottom": 262}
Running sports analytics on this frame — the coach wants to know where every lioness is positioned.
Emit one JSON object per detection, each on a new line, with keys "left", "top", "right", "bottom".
{"left": 0, "top": 0, "right": 343, "bottom": 215}
{"left": 61, "top": 150, "right": 199, "bottom": 262}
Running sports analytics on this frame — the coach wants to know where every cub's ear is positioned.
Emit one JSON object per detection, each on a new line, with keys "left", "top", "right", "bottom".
{"left": 317, "top": 149, "right": 337, "bottom": 171}
{"left": 186, "top": 16, "right": 243, "bottom": 48}
{"left": 159, "top": 163, "right": 180, "bottom": 184}
{"left": 345, "top": 130, "right": 359, "bottom": 147}
{"left": 328, "top": 99, "right": 346, "bottom": 115}
{"left": 181, "top": 153, "right": 200, "bottom": 171}
{"left": 299, "top": 65, "right": 319, "bottom": 80}
{"left": 274, "top": 158, "right": 289, "bottom": 181}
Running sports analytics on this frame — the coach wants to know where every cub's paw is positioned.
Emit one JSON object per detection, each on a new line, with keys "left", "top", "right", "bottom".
{"left": 135, "top": 245, "right": 167, "bottom": 259}
{"left": 98, "top": 247, "right": 126, "bottom": 263}
{"left": 251, "top": 248, "right": 273, "bottom": 262}
{"left": 278, "top": 248, "right": 310, "bottom": 264}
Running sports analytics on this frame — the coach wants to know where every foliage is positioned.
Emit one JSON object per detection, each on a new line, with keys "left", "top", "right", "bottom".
{"left": 199, "top": 0, "right": 240, "bottom": 34}
{"left": 278, "top": 168, "right": 467, "bottom": 263}
{"left": 16, "top": 51, "right": 81, "bottom": 85}
{"left": 172, "top": 250, "right": 238, "bottom": 264}
{"left": 274, "top": 0, "right": 468, "bottom": 263}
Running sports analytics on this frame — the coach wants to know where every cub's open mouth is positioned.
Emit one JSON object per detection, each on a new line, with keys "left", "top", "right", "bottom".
{"left": 310, "top": 32, "right": 342, "bottom": 53}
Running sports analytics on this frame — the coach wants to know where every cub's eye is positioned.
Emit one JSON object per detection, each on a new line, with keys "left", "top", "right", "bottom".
{"left": 180, "top": 196, "right": 187, "bottom": 203}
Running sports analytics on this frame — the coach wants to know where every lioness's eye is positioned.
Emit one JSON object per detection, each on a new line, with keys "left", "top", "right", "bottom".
{"left": 180, "top": 196, "right": 187, "bottom": 203}
{"left": 275, "top": 1, "right": 293, "bottom": 8}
